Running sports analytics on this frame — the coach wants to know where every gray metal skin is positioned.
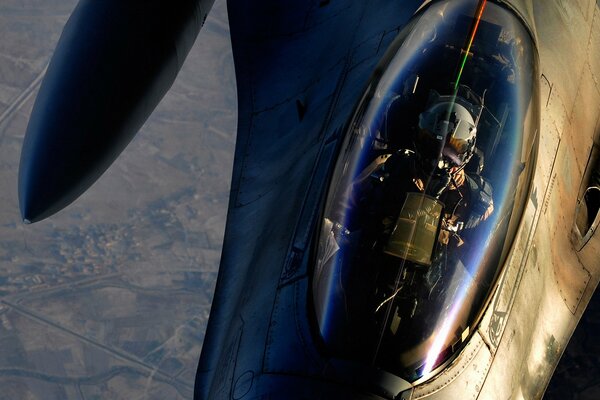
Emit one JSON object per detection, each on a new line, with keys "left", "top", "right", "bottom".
{"left": 16, "top": 0, "right": 600, "bottom": 399}
{"left": 196, "top": 0, "right": 600, "bottom": 399}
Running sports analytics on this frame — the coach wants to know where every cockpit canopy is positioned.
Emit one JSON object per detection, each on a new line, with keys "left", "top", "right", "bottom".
{"left": 312, "top": 0, "right": 538, "bottom": 382}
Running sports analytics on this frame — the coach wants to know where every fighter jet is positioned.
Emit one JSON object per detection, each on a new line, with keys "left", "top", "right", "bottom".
{"left": 17, "top": 0, "right": 600, "bottom": 398}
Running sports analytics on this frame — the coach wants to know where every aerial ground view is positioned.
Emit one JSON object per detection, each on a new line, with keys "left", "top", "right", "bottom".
{"left": 0, "top": 0, "right": 598, "bottom": 399}
{"left": 0, "top": 0, "right": 234, "bottom": 398}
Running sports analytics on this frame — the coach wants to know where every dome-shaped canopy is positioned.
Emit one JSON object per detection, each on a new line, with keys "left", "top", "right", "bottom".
{"left": 312, "top": 0, "right": 539, "bottom": 383}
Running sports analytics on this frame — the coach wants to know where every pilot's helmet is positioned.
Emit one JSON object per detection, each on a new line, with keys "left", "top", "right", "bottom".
{"left": 416, "top": 101, "right": 477, "bottom": 173}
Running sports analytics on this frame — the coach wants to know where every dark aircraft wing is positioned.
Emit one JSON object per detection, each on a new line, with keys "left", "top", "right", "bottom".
{"left": 195, "top": 1, "right": 424, "bottom": 398}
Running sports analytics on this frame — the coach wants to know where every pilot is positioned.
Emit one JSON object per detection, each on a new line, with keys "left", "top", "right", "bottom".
{"left": 349, "top": 97, "right": 494, "bottom": 250}
{"left": 414, "top": 98, "right": 494, "bottom": 241}
{"left": 367, "top": 98, "right": 495, "bottom": 329}
{"left": 339, "top": 95, "right": 498, "bottom": 351}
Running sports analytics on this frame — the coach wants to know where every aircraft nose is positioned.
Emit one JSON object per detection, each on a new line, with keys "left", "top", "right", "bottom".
{"left": 16, "top": 2, "right": 140, "bottom": 224}
{"left": 17, "top": 0, "right": 205, "bottom": 223}
{"left": 18, "top": 103, "right": 99, "bottom": 224}
{"left": 17, "top": 42, "right": 127, "bottom": 224}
